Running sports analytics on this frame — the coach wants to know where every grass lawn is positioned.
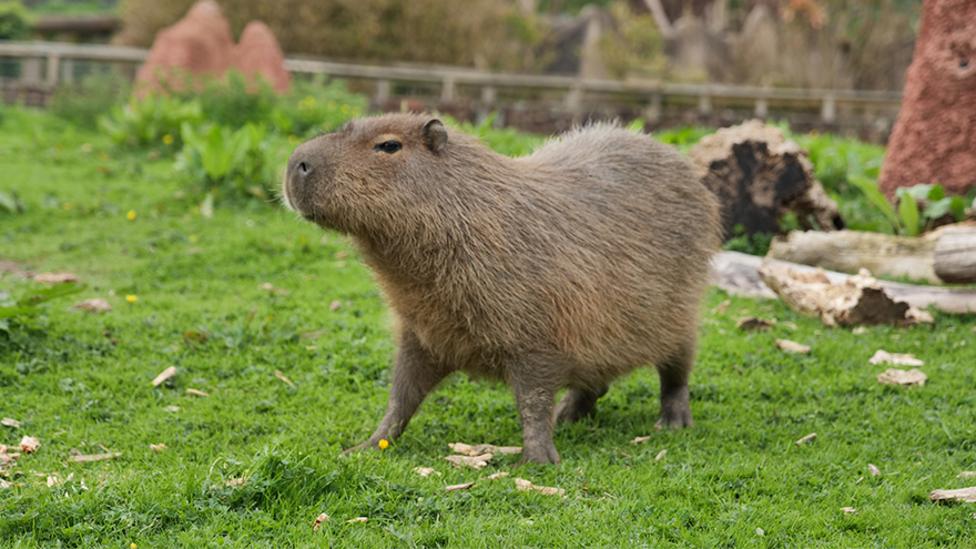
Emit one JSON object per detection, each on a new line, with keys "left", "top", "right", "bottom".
{"left": 2, "top": 109, "right": 975, "bottom": 547}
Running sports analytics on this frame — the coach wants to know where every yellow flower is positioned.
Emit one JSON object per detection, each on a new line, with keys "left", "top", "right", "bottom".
{"left": 377, "top": 439, "right": 389, "bottom": 450}
{"left": 162, "top": 134, "right": 174, "bottom": 145}
{"left": 126, "top": 294, "right": 138, "bottom": 304}
{"left": 130, "top": 544, "right": 138, "bottom": 549}
{"left": 126, "top": 210, "right": 137, "bottom": 221}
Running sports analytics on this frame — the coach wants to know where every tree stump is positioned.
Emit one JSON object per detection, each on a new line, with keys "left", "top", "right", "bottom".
{"left": 879, "top": 0, "right": 976, "bottom": 196}
{"left": 688, "top": 120, "right": 843, "bottom": 240}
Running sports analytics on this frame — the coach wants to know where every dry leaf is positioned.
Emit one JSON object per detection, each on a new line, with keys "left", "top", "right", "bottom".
{"left": 33, "top": 272, "right": 78, "bottom": 284}
{"left": 840, "top": 507, "right": 857, "bottom": 514}
{"left": 73, "top": 299, "right": 111, "bottom": 313}
{"left": 346, "top": 517, "right": 369, "bottom": 523}
{"left": 959, "top": 471, "right": 976, "bottom": 479}
{"left": 655, "top": 449, "right": 668, "bottom": 461}
{"left": 151, "top": 366, "right": 177, "bottom": 387}
{"left": 1, "top": 418, "right": 20, "bottom": 429}
{"left": 876, "top": 368, "right": 927, "bottom": 386}
{"left": 929, "top": 486, "right": 976, "bottom": 503}
{"left": 312, "top": 512, "right": 329, "bottom": 531}
{"left": 868, "top": 464, "right": 881, "bottom": 477}
{"left": 631, "top": 435, "right": 651, "bottom": 445}
{"left": 445, "top": 482, "right": 475, "bottom": 492}
{"left": 869, "top": 350, "right": 924, "bottom": 367}
{"left": 185, "top": 388, "right": 209, "bottom": 398}
{"left": 448, "top": 442, "right": 521, "bottom": 456}
{"left": 273, "top": 370, "right": 295, "bottom": 388}
{"left": 776, "top": 339, "right": 811, "bottom": 354}
{"left": 69, "top": 452, "right": 120, "bottom": 463}
{"left": 514, "top": 477, "right": 565, "bottom": 497}
{"left": 445, "top": 453, "right": 493, "bottom": 469}
{"left": 329, "top": 300, "right": 342, "bottom": 311}
{"left": 486, "top": 471, "right": 510, "bottom": 480}
{"left": 795, "top": 433, "right": 817, "bottom": 445}
{"left": 149, "top": 443, "right": 167, "bottom": 453}
{"left": 19, "top": 436, "right": 40, "bottom": 454}
{"left": 413, "top": 467, "right": 438, "bottom": 478}
{"left": 737, "top": 317, "right": 774, "bottom": 331}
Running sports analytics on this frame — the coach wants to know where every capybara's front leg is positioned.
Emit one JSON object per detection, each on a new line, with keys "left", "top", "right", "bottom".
{"left": 345, "top": 330, "right": 450, "bottom": 453}
{"left": 509, "top": 363, "right": 560, "bottom": 464}
{"left": 656, "top": 342, "right": 694, "bottom": 429}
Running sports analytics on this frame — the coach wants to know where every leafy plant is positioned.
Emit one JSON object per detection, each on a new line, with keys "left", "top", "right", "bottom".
{"left": 49, "top": 72, "right": 132, "bottom": 127}
{"left": 0, "top": 283, "right": 84, "bottom": 336}
{"left": 99, "top": 95, "right": 203, "bottom": 150}
{"left": 849, "top": 177, "right": 967, "bottom": 236}
{"left": 271, "top": 78, "right": 367, "bottom": 137}
{"left": 0, "top": 1, "right": 31, "bottom": 40}
{"left": 176, "top": 122, "right": 282, "bottom": 202}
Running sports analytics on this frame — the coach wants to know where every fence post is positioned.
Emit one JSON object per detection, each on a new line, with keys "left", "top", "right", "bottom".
{"left": 62, "top": 58, "right": 76, "bottom": 85}
{"left": 754, "top": 97, "right": 768, "bottom": 118}
{"left": 375, "top": 79, "right": 391, "bottom": 105}
{"left": 697, "top": 92, "right": 712, "bottom": 115}
{"left": 480, "top": 85, "right": 497, "bottom": 105}
{"left": 821, "top": 94, "right": 836, "bottom": 123}
{"left": 45, "top": 53, "right": 61, "bottom": 87}
{"left": 644, "top": 92, "right": 662, "bottom": 124}
{"left": 21, "top": 57, "right": 43, "bottom": 84}
{"left": 440, "top": 75, "right": 456, "bottom": 103}
{"left": 564, "top": 84, "right": 583, "bottom": 113}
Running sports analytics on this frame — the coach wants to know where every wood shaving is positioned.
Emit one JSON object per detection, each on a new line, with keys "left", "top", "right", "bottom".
{"left": 225, "top": 477, "right": 246, "bottom": 487}
{"left": 776, "top": 339, "right": 811, "bottom": 354}
{"left": 273, "top": 370, "right": 295, "bottom": 388}
{"left": 1, "top": 418, "right": 20, "bottom": 429}
{"left": 655, "top": 449, "right": 668, "bottom": 461}
{"left": 795, "top": 433, "right": 817, "bottom": 445}
{"left": 73, "top": 298, "right": 111, "bottom": 313}
{"left": 185, "top": 388, "right": 209, "bottom": 397}
{"left": 631, "top": 435, "right": 651, "bottom": 445}
{"left": 19, "top": 436, "right": 40, "bottom": 453}
{"left": 840, "top": 507, "right": 857, "bottom": 514}
{"left": 959, "top": 471, "right": 976, "bottom": 479}
{"left": 69, "top": 452, "right": 120, "bottom": 463}
{"left": 151, "top": 366, "right": 177, "bottom": 387}
{"left": 312, "top": 512, "right": 329, "bottom": 531}
{"left": 869, "top": 350, "right": 924, "bottom": 367}
{"left": 448, "top": 442, "right": 521, "bottom": 456}
{"left": 868, "top": 464, "right": 881, "bottom": 477}
{"left": 444, "top": 482, "right": 475, "bottom": 492}
{"left": 33, "top": 272, "right": 78, "bottom": 284}
{"left": 329, "top": 300, "right": 342, "bottom": 311}
{"left": 346, "top": 517, "right": 369, "bottom": 523}
{"left": 486, "top": 471, "right": 510, "bottom": 480}
{"left": 164, "top": 405, "right": 180, "bottom": 413}
{"left": 149, "top": 443, "right": 167, "bottom": 453}
{"left": 514, "top": 477, "right": 565, "bottom": 497}
{"left": 413, "top": 467, "right": 438, "bottom": 477}
{"left": 876, "top": 368, "right": 927, "bottom": 386}
{"left": 445, "top": 453, "right": 493, "bottom": 469}
{"left": 929, "top": 486, "right": 976, "bottom": 503}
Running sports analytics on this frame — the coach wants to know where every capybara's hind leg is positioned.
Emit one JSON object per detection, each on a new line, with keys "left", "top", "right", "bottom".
{"left": 554, "top": 385, "right": 608, "bottom": 424}
{"left": 655, "top": 343, "right": 694, "bottom": 429}
{"left": 509, "top": 360, "right": 560, "bottom": 464}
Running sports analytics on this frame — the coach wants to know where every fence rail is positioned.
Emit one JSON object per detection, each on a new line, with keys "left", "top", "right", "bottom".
{"left": 0, "top": 40, "right": 903, "bottom": 129}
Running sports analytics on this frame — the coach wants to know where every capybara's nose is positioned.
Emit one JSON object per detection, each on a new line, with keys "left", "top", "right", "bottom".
{"left": 288, "top": 153, "right": 313, "bottom": 180}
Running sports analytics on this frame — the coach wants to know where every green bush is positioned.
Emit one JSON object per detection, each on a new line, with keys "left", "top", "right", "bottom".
{"left": 0, "top": 1, "right": 30, "bottom": 40}
{"left": 99, "top": 95, "right": 203, "bottom": 150}
{"left": 49, "top": 72, "right": 131, "bottom": 127}
{"left": 179, "top": 72, "right": 278, "bottom": 130}
{"left": 175, "top": 122, "right": 283, "bottom": 202}
{"left": 271, "top": 78, "right": 367, "bottom": 137}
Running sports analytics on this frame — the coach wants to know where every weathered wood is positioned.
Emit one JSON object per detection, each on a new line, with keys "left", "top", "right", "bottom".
{"left": 710, "top": 251, "right": 976, "bottom": 314}
{"left": 769, "top": 224, "right": 976, "bottom": 284}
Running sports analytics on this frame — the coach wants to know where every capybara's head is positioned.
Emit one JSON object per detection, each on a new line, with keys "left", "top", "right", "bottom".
{"left": 283, "top": 114, "right": 449, "bottom": 235}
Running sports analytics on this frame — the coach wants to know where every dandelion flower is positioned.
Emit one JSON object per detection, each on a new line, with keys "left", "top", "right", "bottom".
{"left": 378, "top": 439, "right": 389, "bottom": 450}
{"left": 162, "top": 134, "right": 174, "bottom": 145}
{"left": 126, "top": 210, "right": 137, "bottom": 221}
{"left": 126, "top": 294, "right": 138, "bottom": 304}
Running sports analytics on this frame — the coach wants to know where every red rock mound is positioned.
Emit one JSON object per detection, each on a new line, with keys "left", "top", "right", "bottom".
{"left": 135, "top": 1, "right": 290, "bottom": 97}
{"left": 234, "top": 21, "right": 291, "bottom": 94}
{"left": 880, "top": 0, "right": 976, "bottom": 196}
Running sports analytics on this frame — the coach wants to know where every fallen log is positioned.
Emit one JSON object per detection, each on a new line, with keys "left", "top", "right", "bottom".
{"left": 768, "top": 223, "right": 976, "bottom": 284}
{"left": 710, "top": 251, "right": 976, "bottom": 315}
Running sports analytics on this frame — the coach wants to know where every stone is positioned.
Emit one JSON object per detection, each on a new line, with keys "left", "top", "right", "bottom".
{"left": 233, "top": 21, "right": 291, "bottom": 94}
{"left": 879, "top": 0, "right": 976, "bottom": 196}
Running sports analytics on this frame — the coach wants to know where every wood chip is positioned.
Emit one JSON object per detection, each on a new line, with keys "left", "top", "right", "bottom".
{"left": 68, "top": 452, "right": 120, "bottom": 463}
{"left": 514, "top": 477, "right": 565, "bottom": 497}
{"left": 868, "top": 463, "right": 881, "bottom": 477}
{"left": 413, "top": 466, "right": 438, "bottom": 477}
{"left": 776, "top": 339, "right": 811, "bottom": 354}
{"left": 959, "top": 471, "right": 976, "bottom": 479}
{"left": 149, "top": 443, "right": 167, "bottom": 453}
{"left": 929, "top": 486, "right": 976, "bottom": 503}
{"left": 486, "top": 471, "right": 510, "bottom": 480}
{"left": 654, "top": 449, "right": 668, "bottom": 461}
{"left": 737, "top": 317, "right": 774, "bottom": 331}
{"left": 1, "top": 418, "right": 20, "bottom": 429}
{"left": 869, "top": 350, "right": 924, "bottom": 367}
{"left": 312, "top": 512, "right": 329, "bottom": 531}
{"left": 346, "top": 516, "right": 369, "bottom": 523}
{"left": 19, "top": 436, "right": 40, "bottom": 453}
{"left": 841, "top": 506, "right": 857, "bottom": 514}
{"left": 445, "top": 453, "right": 493, "bottom": 469}
{"left": 329, "top": 300, "right": 342, "bottom": 311}
{"left": 273, "top": 370, "right": 295, "bottom": 388}
{"left": 185, "top": 388, "right": 209, "bottom": 397}
{"left": 444, "top": 482, "right": 475, "bottom": 492}
{"left": 151, "top": 366, "right": 177, "bottom": 387}
{"left": 0, "top": 479, "right": 10, "bottom": 489}
{"left": 448, "top": 442, "right": 522, "bottom": 456}
{"left": 795, "top": 432, "right": 817, "bottom": 445}
{"left": 164, "top": 405, "right": 180, "bottom": 413}
{"left": 73, "top": 298, "right": 111, "bottom": 313}
{"left": 33, "top": 272, "right": 78, "bottom": 284}
{"left": 876, "top": 368, "right": 927, "bottom": 386}
{"left": 631, "top": 435, "right": 651, "bottom": 445}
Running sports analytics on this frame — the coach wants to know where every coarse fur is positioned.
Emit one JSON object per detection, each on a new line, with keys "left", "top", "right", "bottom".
{"left": 283, "top": 113, "right": 721, "bottom": 463}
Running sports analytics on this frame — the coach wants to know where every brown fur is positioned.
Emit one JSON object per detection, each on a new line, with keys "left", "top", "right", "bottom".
{"left": 283, "top": 113, "right": 721, "bottom": 463}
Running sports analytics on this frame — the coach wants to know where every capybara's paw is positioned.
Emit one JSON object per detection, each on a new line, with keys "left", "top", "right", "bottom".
{"left": 554, "top": 398, "right": 595, "bottom": 425}
{"left": 342, "top": 437, "right": 382, "bottom": 455}
{"left": 520, "top": 442, "right": 561, "bottom": 465}
{"left": 655, "top": 406, "right": 693, "bottom": 430}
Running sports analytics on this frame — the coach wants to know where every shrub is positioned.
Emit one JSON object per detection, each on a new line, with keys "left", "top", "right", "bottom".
{"left": 271, "top": 78, "right": 367, "bottom": 137}
{"left": 180, "top": 72, "right": 278, "bottom": 130}
{"left": 49, "top": 72, "right": 132, "bottom": 127}
{"left": 0, "top": 1, "right": 30, "bottom": 40}
{"left": 175, "top": 122, "right": 283, "bottom": 202}
{"left": 99, "top": 95, "right": 203, "bottom": 150}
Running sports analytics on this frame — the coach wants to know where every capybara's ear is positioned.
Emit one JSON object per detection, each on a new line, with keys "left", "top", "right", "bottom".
{"left": 422, "top": 119, "right": 448, "bottom": 153}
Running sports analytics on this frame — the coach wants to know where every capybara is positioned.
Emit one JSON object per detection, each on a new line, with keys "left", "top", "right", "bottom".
{"left": 283, "top": 114, "right": 721, "bottom": 463}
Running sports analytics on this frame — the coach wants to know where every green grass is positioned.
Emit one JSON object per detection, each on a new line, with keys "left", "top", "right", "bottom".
{"left": 2, "top": 108, "right": 975, "bottom": 547}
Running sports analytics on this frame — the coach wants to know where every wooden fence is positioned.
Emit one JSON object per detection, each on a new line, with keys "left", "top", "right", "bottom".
{"left": 0, "top": 40, "right": 903, "bottom": 137}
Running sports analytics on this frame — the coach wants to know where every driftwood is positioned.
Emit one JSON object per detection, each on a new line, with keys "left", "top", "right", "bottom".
{"left": 710, "top": 251, "right": 976, "bottom": 315}
{"left": 689, "top": 120, "right": 843, "bottom": 239}
{"left": 769, "top": 224, "right": 976, "bottom": 284}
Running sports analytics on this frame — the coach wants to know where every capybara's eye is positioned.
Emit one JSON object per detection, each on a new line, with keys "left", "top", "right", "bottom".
{"left": 374, "top": 140, "right": 402, "bottom": 154}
